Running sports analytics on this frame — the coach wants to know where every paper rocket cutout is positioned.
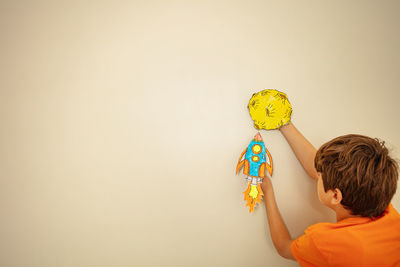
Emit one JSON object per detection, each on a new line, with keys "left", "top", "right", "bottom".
{"left": 248, "top": 89, "right": 292, "bottom": 130}
{"left": 236, "top": 132, "right": 273, "bottom": 212}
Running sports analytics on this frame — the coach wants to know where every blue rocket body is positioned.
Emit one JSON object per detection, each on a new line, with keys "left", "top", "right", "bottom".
{"left": 245, "top": 140, "right": 267, "bottom": 177}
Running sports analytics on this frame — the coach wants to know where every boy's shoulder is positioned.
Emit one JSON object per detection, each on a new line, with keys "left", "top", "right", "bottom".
{"left": 291, "top": 204, "right": 400, "bottom": 266}
{"left": 306, "top": 203, "right": 400, "bottom": 236}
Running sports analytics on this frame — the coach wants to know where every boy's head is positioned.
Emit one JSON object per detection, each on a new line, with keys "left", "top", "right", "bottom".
{"left": 314, "top": 134, "right": 398, "bottom": 218}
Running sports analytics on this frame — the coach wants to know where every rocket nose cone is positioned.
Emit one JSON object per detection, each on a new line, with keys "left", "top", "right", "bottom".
{"left": 254, "top": 132, "right": 263, "bottom": 141}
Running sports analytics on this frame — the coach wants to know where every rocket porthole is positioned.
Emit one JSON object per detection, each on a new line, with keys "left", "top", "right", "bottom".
{"left": 252, "top": 156, "right": 260, "bottom": 162}
{"left": 252, "top": 144, "right": 262, "bottom": 154}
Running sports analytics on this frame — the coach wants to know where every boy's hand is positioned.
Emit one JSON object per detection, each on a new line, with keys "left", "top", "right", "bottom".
{"left": 261, "top": 177, "right": 273, "bottom": 195}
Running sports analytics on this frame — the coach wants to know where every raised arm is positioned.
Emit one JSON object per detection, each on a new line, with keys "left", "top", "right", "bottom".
{"left": 279, "top": 123, "right": 318, "bottom": 180}
{"left": 261, "top": 178, "right": 295, "bottom": 260}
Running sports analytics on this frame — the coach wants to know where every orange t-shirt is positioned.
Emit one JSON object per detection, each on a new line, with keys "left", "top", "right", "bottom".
{"left": 290, "top": 204, "right": 400, "bottom": 267}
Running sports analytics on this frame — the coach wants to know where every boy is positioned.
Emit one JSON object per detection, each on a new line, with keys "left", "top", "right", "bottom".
{"left": 261, "top": 122, "right": 400, "bottom": 266}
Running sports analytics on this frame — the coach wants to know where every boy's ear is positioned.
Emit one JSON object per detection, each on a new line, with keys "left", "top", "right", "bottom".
{"left": 330, "top": 188, "right": 343, "bottom": 205}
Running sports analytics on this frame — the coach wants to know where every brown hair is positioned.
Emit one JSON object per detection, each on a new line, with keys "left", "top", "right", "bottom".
{"left": 314, "top": 134, "right": 398, "bottom": 218}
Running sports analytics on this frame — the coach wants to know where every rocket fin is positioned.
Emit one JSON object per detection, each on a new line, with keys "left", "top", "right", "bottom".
{"left": 265, "top": 147, "right": 273, "bottom": 176}
{"left": 243, "top": 160, "right": 250, "bottom": 176}
{"left": 235, "top": 148, "right": 247, "bottom": 174}
{"left": 238, "top": 148, "right": 246, "bottom": 163}
{"left": 236, "top": 161, "right": 244, "bottom": 174}
{"left": 259, "top": 163, "right": 266, "bottom": 178}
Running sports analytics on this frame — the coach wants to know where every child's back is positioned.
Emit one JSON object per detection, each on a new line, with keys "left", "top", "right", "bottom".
{"left": 291, "top": 203, "right": 400, "bottom": 266}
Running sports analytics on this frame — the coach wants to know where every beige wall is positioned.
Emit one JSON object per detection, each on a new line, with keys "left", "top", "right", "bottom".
{"left": 1, "top": 1, "right": 399, "bottom": 266}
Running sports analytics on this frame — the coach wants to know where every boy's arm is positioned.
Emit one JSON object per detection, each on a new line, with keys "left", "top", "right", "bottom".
{"left": 261, "top": 178, "right": 295, "bottom": 260}
{"left": 279, "top": 123, "right": 318, "bottom": 180}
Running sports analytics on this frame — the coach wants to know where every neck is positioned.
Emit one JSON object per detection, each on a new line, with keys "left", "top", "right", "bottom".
{"left": 335, "top": 205, "right": 359, "bottom": 222}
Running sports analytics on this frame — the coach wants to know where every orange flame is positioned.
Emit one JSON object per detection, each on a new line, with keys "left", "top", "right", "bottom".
{"left": 243, "top": 181, "right": 264, "bottom": 212}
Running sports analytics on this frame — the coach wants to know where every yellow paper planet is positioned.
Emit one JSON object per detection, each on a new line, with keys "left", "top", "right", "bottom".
{"left": 248, "top": 89, "right": 292, "bottom": 130}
